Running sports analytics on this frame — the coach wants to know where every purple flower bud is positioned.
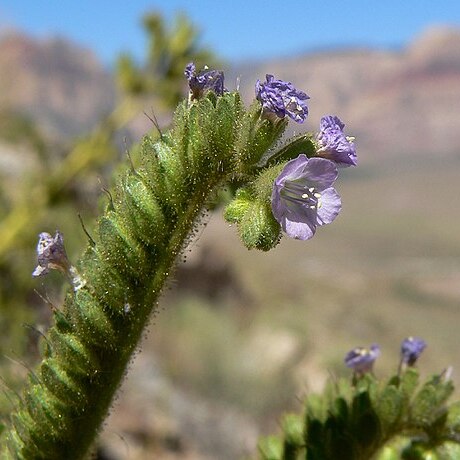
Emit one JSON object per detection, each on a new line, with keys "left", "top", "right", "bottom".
{"left": 401, "top": 337, "right": 426, "bottom": 366}
{"left": 33, "top": 230, "right": 85, "bottom": 291}
{"left": 255, "top": 74, "right": 309, "bottom": 123}
{"left": 316, "top": 115, "right": 357, "bottom": 167}
{"left": 271, "top": 155, "right": 341, "bottom": 240}
{"left": 33, "top": 231, "right": 71, "bottom": 277}
{"left": 344, "top": 344, "right": 380, "bottom": 374}
{"left": 185, "top": 62, "right": 225, "bottom": 99}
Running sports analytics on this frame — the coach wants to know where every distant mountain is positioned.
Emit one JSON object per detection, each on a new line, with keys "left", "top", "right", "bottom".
{"left": 0, "top": 33, "right": 115, "bottom": 142}
{"left": 1, "top": 26, "right": 460, "bottom": 161}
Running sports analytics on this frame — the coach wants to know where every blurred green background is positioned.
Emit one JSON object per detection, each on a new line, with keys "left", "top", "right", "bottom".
{"left": 1, "top": 8, "right": 460, "bottom": 460}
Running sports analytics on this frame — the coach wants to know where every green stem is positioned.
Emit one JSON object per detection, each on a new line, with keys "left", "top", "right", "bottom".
{"left": 2, "top": 95, "right": 235, "bottom": 459}
{"left": 2, "top": 89, "right": 286, "bottom": 459}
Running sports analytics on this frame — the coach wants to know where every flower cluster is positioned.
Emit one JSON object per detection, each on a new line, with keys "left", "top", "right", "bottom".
{"left": 255, "top": 74, "right": 309, "bottom": 123}
{"left": 185, "top": 62, "right": 225, "bottom": 99}
{"left": 182, "top": 66, "right": 358, "bottom": 243}
{"left": 252, "top": 73, "right": 357, "bottom": 241}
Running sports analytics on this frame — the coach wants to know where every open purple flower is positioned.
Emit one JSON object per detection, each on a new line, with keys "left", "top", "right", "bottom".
{"left": 401, "top": 337, "right": 426, "bottom": 366}
{"left": 344, "top": 344, "right": 380, "bottom": 374}
{"left": 255, "top": 74, "right": 309, "bottom": 123}
{"left": 185, "top": 62, "right": 225, "bottom": 99}
{"left": 316, "top": 115, "right": 357, "bottom": 167}
{"left": 271, "top": 155, "right": 341, "bottom": 240}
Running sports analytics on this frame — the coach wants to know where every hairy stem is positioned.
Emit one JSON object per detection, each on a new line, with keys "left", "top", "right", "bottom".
{"left": 2, "top": 94, "right": 242, "bottom": 459}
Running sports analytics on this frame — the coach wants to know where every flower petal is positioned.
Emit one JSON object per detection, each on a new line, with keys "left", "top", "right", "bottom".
{"left": 274, "top": 154, "right": 309, "bottom": 184}
{"left": 316, "top": 188, "right": 342, "bottom": 225}
{"left": 283, "top": 216, "right": 316, "bottom": 240}
{"left": 303, "top": 158, "right": 338, "bottom": 189}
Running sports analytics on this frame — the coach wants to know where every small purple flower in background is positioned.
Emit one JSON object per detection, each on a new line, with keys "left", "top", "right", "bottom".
{"left": 33, "top": 231, "right": 71, "bottom": 277}
{"left": 344, "top": 344, "right": 380, "bottom": 374}
{"left": 271, "top": 154, "right": 341, "bottom": 240}
{"left": 184, "top": 62, "right": 225, "bottom": 99}
{"left": 316, "top": 115, "right": 357, "bottom": 167}
{"left": 400, "top": 336, "right": 426, "bottom": 367}
{"left": 255, "top": 74, "right": 309, "bottom": 123}
{"left": 33, "top": 231, "right": 85, "bottom": 291}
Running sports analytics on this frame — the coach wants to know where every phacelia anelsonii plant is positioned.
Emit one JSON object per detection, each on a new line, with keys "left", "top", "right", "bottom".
{"left": 3, "top": 65, "right": 356, "bottom": 459}
{"left": 259, "top": 338, "right": 460, "bottom": 460}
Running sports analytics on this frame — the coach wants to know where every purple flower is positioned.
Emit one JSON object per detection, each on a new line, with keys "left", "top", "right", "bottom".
{"left": 271, "top": 155, "right": 341, "bottom": 240}
{"left": 255, "top": 74, "right": 309, "bottom": 123}
{"left": 185, "top": 62, "right": 225, "bottom": 99}
{"left": 33, "top": 231, "right": 71, "bottom": 277}
{"left": 316, "top": 115, "right": 357, "bottom": 167}
{"left": 344, "top": 344, "right": 380, "bottom": 374}
{"left": 401, "top": 337, "right": 426, "bottom": 366}
{"left": 32, "top": 230, "right": 85, "bottom": 291}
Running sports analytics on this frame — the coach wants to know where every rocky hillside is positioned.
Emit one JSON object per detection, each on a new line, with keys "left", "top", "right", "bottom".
{"left": 0, "top": 33, "right": 115, "bottom": 141}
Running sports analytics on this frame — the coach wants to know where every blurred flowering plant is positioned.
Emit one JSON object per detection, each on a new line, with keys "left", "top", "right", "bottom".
{"left": 259, "top": 337, "right": 460, "bottom": 460}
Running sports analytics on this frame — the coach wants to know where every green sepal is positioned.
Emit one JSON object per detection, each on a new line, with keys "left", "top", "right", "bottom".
{"left": 187, "top": 97, "right": 216, "bottom": 174}
{"left": 261, "top": 132, "right": 317, "bottom": 168}
{"left": 176, "top": 93, "right": 242, "bottom": 181}
{"left": 41, "top": 360, "right": 86, "bottom": 405}
{"left": 446, "top": 400, "right": 460, "bottom": 432}
{"left": 154, "top": 140, "right": 188, "bottom": 210}
{"left": 351, "top": 390, "right": 382, "bottom": 449}
{"left": 410, "top": 374, "right": 454, "bottom": 428}
{"left": 376, "top": 384, "right": 404, "bottom": 434}
{"left": 239, "top": 198, "right": 281, "bottom": 251}
{"left": 211, "top": 92, "right": 243, "bottom": 168}
{"left": 223, "top": 184, "right": 281, "bottom": 251}
{"left": 223, "top": 188, "right": 252, "bottom": 223}
{"left": 235, "top": 100, "right": 287, "bottom": 174}
{"left": 376, "top": 446, "right": 401, "bottom": 460}
{"left": 122, "top": 173, "right": 167, "bottom": 247}
{"left": 281, "top": 413, "right": 304, "bottom": 447}
{"left": 401, "top": 441, "right": 440, "bottom": 460}
{"left": 400, "top": 368, "right": 420, "bottom": 399}
{"left": 258, "top": 435, "right": 283, "bottom": 460}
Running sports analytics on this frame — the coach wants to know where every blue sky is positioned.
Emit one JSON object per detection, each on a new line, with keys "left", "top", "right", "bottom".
{"left": 1, "top": 1, "right": 460, "bottom": 66}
